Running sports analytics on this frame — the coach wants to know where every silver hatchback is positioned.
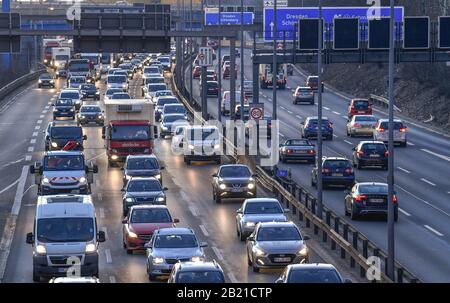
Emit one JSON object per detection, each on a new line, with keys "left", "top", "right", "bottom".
{"left": 246, "top": 222, "right": 310, "bottom": 272}
{"left": 346, "top": 115, "right": 378, "bottom": 137}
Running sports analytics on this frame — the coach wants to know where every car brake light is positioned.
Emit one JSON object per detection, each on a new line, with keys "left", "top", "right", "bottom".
{"left": 310, "top": 91, "right": 314, "bottom": 96}
{"left": 355, "top": 195, "right": 366, "bottom": 203}
{"left": 328, "top": 122, "right": 333, "bottom": 128}
{"left": 393, "top": 195, "right": 398, "bottom": 204}
{"left": 378, "top": 128, "right": 385, "bottom": 133}
{"left": 287, "top": 149, "right": 293, "bottom": 154}
{"left": 357, "top": 151, "right": 364, "bottom": 156}
{"left": 353, "top": 123, "right": 360, "bottom": 127}
{"left": 385, "top": 151, "right": 389, "bottom": 157}
{"left": 322, "top": 168, "right": 330, "bottom": 174}
{"left": 308, "top": 149, "right": 315, "bottom": 154}
{"left": 399, "top": 127, "right": 407, "bottom": 132}
{"left": 344, "top": 168, "right": 353, "bottom": 174}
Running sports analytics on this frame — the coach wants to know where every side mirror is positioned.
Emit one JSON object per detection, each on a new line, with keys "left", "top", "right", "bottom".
{"left": 303, "top": 235, "right": 310, "bottom": 241}
{"left": 344, "top": 190, "right": 350, "bottom": 196}
{"left": 163, "top": 187, "right": 168, "bottom": 191}
{"left": 83, "top": 135, "right": 87, "bottom": 140}
{"left": 284, "top": 208, "right": 290, "bottom": 213}
{"left": 92, "top": 164, "right": 98, "bottom": 174}
{"left": 211, "top": 173, "right": 218, "bottom": 177}
{"left": 344, "top": 278, "right": 353, "bottom": 283}
{"left": 279, "top": 144, "right": 283, "bottom": 147}
{"left": 300, "top": 122, "right": 305, "bottom": 125}
{"left": 29, "top": 165, "right": 35, "bottom": 174}
{"left": 252, "top": 173, "right": 258, "bottom": 178}
{"left": 120, "top": 188, "right": 125, "bottom": 192}
{"left": 173, "top": 218, "right": 180, "bottom": 223}
{"left": 236, "top": 209, "right": 243, "bottom": 214}
{"left": 247, "top": 236, "right": 255, "bottom": 241}
{"left": 120, "top": 167, "right": 124, "bottom": 171}
{"left": 200, "top": 241, "right": 208, "bottom": 248}
{"left": 122, "top": 218, "right": 128, "bottom": 224}
{"left": 352, "top": 147, "right": 356, "bottom": 151}
{"left": 51, "top": 104, "right": 55, "bottom": 107}
{"left": 26, "top": 232, "right": 34, "bottom": 244}
{"left": 97, "top": 231, "right": 106, "bottom": 243}
{"left": 144, "top": 242, "right": 152, "bottom": 249}
{"left": 160, "top": 166, "right": 165, "bottom": 170}
{"left": 179, "top": 142, "right": 183, "bottom": 148}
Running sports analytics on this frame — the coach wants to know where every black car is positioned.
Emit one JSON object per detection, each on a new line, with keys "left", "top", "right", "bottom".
{"left": 122, "top": 155, "right": 165, "bottom": 187}
{"left": 279, "top": 139, "right": 316, "bottom": 163}
{"left": 80, "top": 84, "right": 100, "bottom": 100}
{"left": 276, "top": 264, "right": 351, "bottom": 283}
{"left": 55, "top": 68, "right": 67, "bottom": 79}
{"left": 38, "top": 74, "right": 55, "bottom": 88}
{"left": 121, "top": 177, "right": 168, "bottom": 216}
{"left": 77, "top": 105, "right": 104, "bottom": 126}
{"left": 45, "top": 124, "right": 87, "bottom": 151}
{"left": 246, "top": 115, "right": 272, "bottom": 139}
{"left": 52, "top": 98, "right": 75, "bottom": 120}
{"left": 344, "top": 182, "right": 398, "bottom": 221}
{"left": 211, "top": 165, "right": 257, "bottom": 204}
{"left": 311, "top": 157, "right": 355, "bottom": 189}
{"left": 202, "top": 81, "right": 219, "bottom": 97}
{"left": 352, "top": 141, "right": 388, "bottom": 170}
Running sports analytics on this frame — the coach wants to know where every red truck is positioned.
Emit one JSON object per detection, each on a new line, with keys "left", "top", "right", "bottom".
{"left": 42, "top": 39, "right": 62, "bottom": 66}
{"left": 102, "top": 99, "right": 158, "bottom": 167}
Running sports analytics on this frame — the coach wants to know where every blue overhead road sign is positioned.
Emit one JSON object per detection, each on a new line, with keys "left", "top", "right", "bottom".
{"left": 263, "top": 6, "right": 404, "bottom": 41}
{"left": 205, "top": 12, "right": 254, "bottom": 26}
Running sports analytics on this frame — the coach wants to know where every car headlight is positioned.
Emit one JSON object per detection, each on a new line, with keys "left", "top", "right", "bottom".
{"left": 36, "top": 244, "right": 46, "bottom": 255}
{"left": 79, "top": 177, "right": 87, "bottom": 184}
{"left": 128, "top": 231, "right": 138, "bottom": 239}
{"left": 214, "top": 144, "right": 220, "bottom": 149}
{"left": 70, "top": 108, "right": 75, "bottom": 112}
{"left": 44, "top": 59, "right": 48, "bottom": 63}
{"left": 122, "top": 83, "right": 127, "bottom": 87}
{"left": 107, "top": 84, "right": 112, "bottom": 88}
{"left": 188, "top": 144, "right": 195, "bottom": 150}
{"left": 254, "top": 247, "right": 266, "bottom": 257}
{"left": 75, "top": 100, "right": 80, "bottom": 104}
{"left": 98, "top": 115, "right": 103, "bottom": 119}
{"left": 156, "top": 196, "right": 165, "bottom": 202}
{"left": 80, "top": 115, "right": 85, "bottom": 119}
{"left": 85, "top": 243, "right": 97, "bottom": 253}
{"left": 219, "top": 183, "right": 226, "bottom": 190}
{"left": 161, "top": 125, "right": 168, "bottom": 130}
{"left": 153, "top": 257, "right": 164, "bottom": 264}
{"left": 248, "top": 183, "right": 255, "bottom": 190}
{"left": 51, "top": 142, "right": 58, "bottom": 148}
{"left": 298, "top": 247, "right": 308, "bottom": 256}
{"left": 95, "top": 91, "right": 100, "bottom": 95}
{"left": 111, "top": 149, "right": 118, "bottom": 153}
{"left": 42, "top": 177, "right": 50, "bottom": 185}
{"left": 245, "top": 222, "right": 255, "bottom": 228}
{"left": 50, "top": 80, "right": 54, "bottom": 83}
{"left": 155, "top": 174, "right": 161, "bottom": 179}
{"left": 125, "top": 175, "right": 132, "bottom": 180}
{"left": 38, "top": 80, "right": 42, "bottom": 83}
{"left": 191, "top": 256, "right": 202, "bottom": 262}
{"left": 125, "top": 197, "right": 135, "bottom": 203}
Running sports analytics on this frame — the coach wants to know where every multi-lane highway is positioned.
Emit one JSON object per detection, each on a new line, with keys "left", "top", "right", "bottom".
{"left": 184, "top": 47, "right": 450, "bottom": 282}
{"left": 0, "top": 69, "right": 347, "bottom": 283}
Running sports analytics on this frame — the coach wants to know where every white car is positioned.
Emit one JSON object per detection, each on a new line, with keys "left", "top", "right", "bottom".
{"left": 144, "top": 83, "right": 168, "bottom": 100}
{"left": 107, "top": 74, "right": 128, "bottom": 91}
{"left": 171, "top": 125, "right": 189, "bottom": 153}
{"left": 373, "top": 118, "right": 408, "bottom": 147}
{"left": 59, "top": 89, "right": 82, "bottom": 110}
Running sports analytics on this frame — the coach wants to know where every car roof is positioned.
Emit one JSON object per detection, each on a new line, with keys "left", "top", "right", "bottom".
{"left": 155, "top": 227, "right": 194, "bottom": 235}
{"left": 45, "top": 151, "right": 84, "bottom": 156}
{"left": 129, "top": 177, "right": 160, "bottom": 182}
{"left": 306, "top": 116, "right": 329, "bottom": 120}
{"left": 244, "top": 198, "right": 280, "bottom": 204}
{"left": 60, "top": 89, "right": 80, "bottom": 93}
{"left": 257, "top": 221, "right": 297, "bottom": 228}
{"left": 176, "top": 261, "right": 222, "bottom": 272}
{"left": 219, "top": 164, "right": 249, "bottom": 169}
{"left": 378, "top": 118, "right": 403, "bottom": 123}
{"left": 357, "top": 182, "right": 387, "bottom": 187}
{"left": 130, "top": 204, "right": 168, "bottom": 211}
{"left": 287, "top": 263, "right": 338, "bottom": 271}
{"left": 323, "top": 157, "right": 349, "bottom": 161}
{"left": 358, "top": 141, "right": 385, "bottom": 145}
{"left": 126, "top": 154, "right": 158, "bottom": 160}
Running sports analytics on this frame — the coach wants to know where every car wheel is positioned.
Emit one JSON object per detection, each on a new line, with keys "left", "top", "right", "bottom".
{"left": 148, "top": 274, "right": 157, "bottom": 281}
{"left": 239, "top": 228, "right": 246, "bottom": 241}
{"left": 350, "top": 204, "right": 359, "bottom": 220}
{"left": 215, "top": 194, "right": 222, "bottom": 204}
{"left": 32, "top": 267, "right": 40, "bottom": 283}
{"left": 186, "top": 159, "right": 191, "bottom": 165}
{"left": 344, "top": 203, "right": 350, "bottom": 216}
{"left": 252, "top": 263, "right": 260, "bottom": 273}
{"left": 126, "top": 249, "right": 133, "bottom": 255}
{"left": 247, "top": 253, "right": 252, "bottom": 266}
{"left": 394, "top": 210, "right": 399, "bottom": 222}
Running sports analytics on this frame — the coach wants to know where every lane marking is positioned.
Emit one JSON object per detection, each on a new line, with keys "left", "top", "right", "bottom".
{"left": 39, "top": 115, "right": 44, "bottom": 118}
{"left": 287, "top": 110, "right": 293, "bottom": 114}
{"left": 228, "top": 272, "right": 238, "bottom": 283}
{"left": 344, "top": 140, "right": 353, "bottom": 145}
{"left": 101, "top": 227, "right": 108, "bottom": 240}
{"left": 99, "top": 208, "right": 105, "bottom": 219}
{"left": 397, "top": 167, "right": 411, "bottom": 174}
{"left": 0, "top": 179, "right": 19, "bottom": 195}
{"left": 279, "top": 133, "right": 285, "bottom": 137}
{"left": 34, "top": 125, "right": 40, "bottom": 130}
{"left": 332, "top": 111, "right": 341, "bottom": 115}
{"left": 32, "top": 132, "right": 38, "bottom": 137}
{"left": 296, "top": 115, "right": 302, "bottom": 119}
{"left": 97, "top": 192, "right": 103, "bottom": 201}
{"left": 341, "top": 115, "right": 348, "bottom": 119}
{"left": 212, "top": 246, "right": 224, "bottom": 261}
{"left": 280, "top": 106, "right": 286, "bottom": 110}
{"left": 323, "top": 106, "right": 330, "bottom": 110}
{"left": 189, "top": 206, "right": 198, "bottom": 217}
{"left": 398, "top": 208, "right": 411, "bottom": 217}
{"left": 27, "top": 146, "right": 34, "bottom": 152}
{"left": 421, "top": 148, "right": 450, "bottom": 163}
{"left": 109, "top": 276, "right": 116, "bottom": 283}
{"left": 44, "top": 106, "right": 49, "bottom": 109}
{"left": 105, "top": 249, "right": 112, "bottom": 263}
{"left": 37, "top": 120, "right": 42, "bottom": 124}
{"left": 42, "top": 110, "right": 47, "bottom": 114}
{"left": 420, "top": 178, "right": 436, "bottom": 187}
{"left": 424, "top": 225, "right": 444, "bottom": 237}
{"left": 333, "top": 134, "right": 338, "bottom": 138}
{"left": 407, "top": 142, "right": 415, "bottom": 146}
{"left": 30, "top": 139, "right": 36, "bottom": 144}
{"left": 199, "top": 224, "right": 209, "bottom": 237}
{"left": 25, "top": 155, "right": 32, "bottom": 161}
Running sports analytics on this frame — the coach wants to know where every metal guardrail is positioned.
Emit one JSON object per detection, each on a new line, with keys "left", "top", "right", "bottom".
{"left": 369, "top": 94, "right": 401, "bottom": 112}
{"left": 0, "top": 66, "right": 46, "bottom": 103}
{"left": 171, "top": 55, "right": 421, "bottom": 283}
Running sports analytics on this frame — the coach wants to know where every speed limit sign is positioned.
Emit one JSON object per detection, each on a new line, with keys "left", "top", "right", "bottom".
{"left": 249, "top": 103, "right": 264, "bottom": 120}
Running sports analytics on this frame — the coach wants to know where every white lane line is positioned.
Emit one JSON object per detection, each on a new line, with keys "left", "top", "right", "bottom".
{"left": 280, "top": 106, "right": 286, "bottom": 110}
{"left": 34, "top": 125, "right": 40, "bottom": 130}
{"left": 296, "top": 115, "right": 302, "bottom": 119}
{"left": 27, "top": 146, "right": 34, "bottom": 152}
{"left": 323, "top": 106, "right": 330, "bottom": 110}
{"left": 279, "top": 133, "right": 285, "bottom": 137}
{"left": 39, "top": 115, "right": 44, "bottom": 118}
{"left": 212, "top": 246, "right": 224, "bottom": 261}
{"left": 424, "top": 225, "right": 444, "bottom": 237}
{"left": 48, "top": 101, "right": 53, "bottom": 104}
{"left": 12, "top": 166, "right": 28, "bottom": 216}
{"left": 341, "top": 115, "right": 348, "bottom": 119}
{"left": 109, "top": 276, "right": 116, "bottom": 283}
{"left": 397, "top": 167, "right": 411, "bottom": 174}
{"left": 42, "top": 110, "right": 47, "bottom": 114}
{"left": 344, "top": 140, "right": 353, "bottom": 145}
{"left": 0, "top": 179, "right": 19, "bottom": 195}
{"left": 332, "top": 111, "right": 341, "bottom": 115}
{"left": 99, "top": 207, "right": 105, "bottom": 219}
{"left": 32, "top": 132, "right": 38, "bottom": 137}
{"left": 420, "top": 178, "right": 436, "bottom": 187}
{"left": 228, "top": 272, "right": 238, "bottom": 283}
{"left": 407, "top": 142, "right": 415, "bottom": 146}
{"left": 199, "top": 224, "right": 209, "bottom": 237}
{"left": 189, "top": 206, "right": 198, "bottom": 217}
{"left": 98, "top": 192, "right": 103, "bottom": 201}
{"left": 398, "top": 208, "right": 411, "bottom": 217}
{"left": 180, "top": 190, "right": 191, "bottom": 202}
{"left": 287, "top": 110, "right": 293, "bottom": 114}
{"left": 44, "top": 106, "right": 50, "bottom": 109}
{"left": 105, "top": 249, "right": 112, "bottom": 263}
{"left": 421, "top": 148, "right": 450, "bottom": 162}
{"left": 25, "top": 155, "right": 32, "bottom": 161}
{"left": 30, "top": 139, "right": 36, "bottom": 144}
{"left": 333, "top": 134, "right": 338, "bottom": 138}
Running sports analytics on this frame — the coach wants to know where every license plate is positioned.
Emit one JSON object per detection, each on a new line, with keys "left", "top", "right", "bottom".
{"left": 358, "top": 111, "right": 365, "bottom": 113}
{"left": 274, "top": 257, "right": 291, "bottom": 263}
{"left": 231, "top": 188, "right": 243, "bottom": 193}
{"left": 296, "top": 150, "right": 306, "bottom": 154}
{"left": 370, "top": 154, "right": 380, "bottom": 158}
{"left": 71, "top": 189, "right": 80, "bottom": 194}
{"left": 332, "top": 173, "right": 343, "bottom": 177}
{"left": 370, "top": 198, "right": 384, "bottom": 203}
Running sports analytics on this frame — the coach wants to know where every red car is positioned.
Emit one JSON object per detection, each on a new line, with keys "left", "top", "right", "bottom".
{"left": 223, "top": 66, "right": 237, "bottom": 79}
{"left": 193, "top": 66, "right": 201, "bottom": 79}
{"left": 122, "top": 205, "right": 179, "bottom": 254}
{"left": 306, "top": 76, "right": 324, "bottom": 92}
{"left": 348, "top": 98, "right": 372, "bottom": 119}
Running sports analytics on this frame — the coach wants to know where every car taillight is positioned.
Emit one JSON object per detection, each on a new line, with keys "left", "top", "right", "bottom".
{"left": 287, "top": 149, "right": 293, "bottom": 154}
{"left": 308, "top": 149, "right": 315, "bottom": 154}
{"left": 296, "top": 92, "right": 300, "bottom": 96}
{"left": 344, "top": 168, "right": 353, "bottom": 174}
{"left": 393, "top": 195, "right": 398, "bottom": 204}
{"left": 357, "top": 151, "right": 364, "bottom": 156}
{"left": 353, "top": 123, "right": 360, "bottom": 127}
{"left": 378, "top": 128, "right": 385, "bottom": 132}
{"left": 355, "top": 195, "right": 366, "bottom": 203}
{"left": 322, "top": 168, "right": 330, "bottom": 174}
{"left": 310, "top": 91, "right": 314, "bottom": 96}
{"left": 385, "top": 151, "right": 389, "bottom": 157}
{"left": 268, "top": 123, "right": 272, "bottom": 128}
{"left": 399, "top": 127, "right": 407, "bottom": 133}
{"left": 328, "top": 122, "right": 333, "bottom": 128}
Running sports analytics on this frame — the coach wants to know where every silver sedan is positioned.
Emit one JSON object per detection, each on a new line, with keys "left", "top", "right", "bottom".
{"left": 236, "top": 198, "right": 288, "bottom": 241}
{"left": 246, "top": 222, "right": 310, "bottom": 272}
{"left": 346, "top": 115, "right": 378, "bottom": 137}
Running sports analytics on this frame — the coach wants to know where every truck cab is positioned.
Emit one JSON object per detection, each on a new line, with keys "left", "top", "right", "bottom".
{"left": 25, "top": 194, "right": 105, "bottom": 282}
{"left": 102, "top": 99, "right": 157, "bottom": 166}
{"left": 259, "top": 63, "right": 287, "bottom": 89}
{"left": 51, "top": 47, "right": 71, "bottom": 70}
{"left": 30, "top": 151, "right": 98, "bottom": 195}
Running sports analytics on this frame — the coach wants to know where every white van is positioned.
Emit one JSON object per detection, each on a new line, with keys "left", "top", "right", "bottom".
{"left": 179, "top": 126, "right": 221, "bottom": 165}
{"left": 221, "top": 91, "right": 248, "bottom": 115}
{"left": 26, "top": 194, "right": 105, "bottom": 282}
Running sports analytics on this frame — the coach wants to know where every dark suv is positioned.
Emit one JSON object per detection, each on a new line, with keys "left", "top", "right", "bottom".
{"left": 352, "top": 141, "right": 388, "bottom": 170}
{"left": 52, "top": 98, "right": 75, "bottom": 120}
{"left": 306, "top": 76, "right": 324, "bottom": 92}
{"left": 311, "top": 157, "right": 355, "bottom": 189}
{"left": 212, "top": 165, "right": 257, "bottom": 204}
{"left": 348, "top": 98, "right": 372, "bottom": 119}
{"left": 45, "top": 123, "right": 87, "bottom": 151}
{"left": 300, "top": 117, "right": 333, "bottom": 140}
{"left": 80, "top": 84, "right": 100, "bottom": 100}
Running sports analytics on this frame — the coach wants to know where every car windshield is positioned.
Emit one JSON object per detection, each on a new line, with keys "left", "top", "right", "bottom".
{"left": 257, "top": 226, "right": 302, "bottom": 241}
{"left": 379, "top": 122, "right": 404, "bottom": 130}
{"left": 177, "top": 271, "right": 224, "bottom": 283}
{"left": 130, "top": 208, "right": 171, "bottom": 223}
{"left": 354, "top": 116, "right": 377, "bottom": 122}
{"left": 164, "top": 115, "right": 186, "bottom": 123}
{"left": 111, "top": 93, "right": 131, "bottom": 99}
{"left": 308, "top": 77, "right": 318, "bottom": 83}
{"left": 80, "top": 55, "right": 99, "bottom": 65}
{"left": 157, "top": 98, "right": 178, "bottom": 106}
{"left": 155, "top": 91, "right": 172, "bottom": 98}
{"left": 187, "top": 128, "right": 219, "bottom": 141}
{"left": 80, "top": 84, "right": 95, "bottom": 90}
{"left": 127, "top": 180, "right": 161, "bottom": 192}
{"left": 37, "top": 218, "right": 94, "bottom": 243}
{"left": 154, "top": 234, "right": 198, "bottom": 248}
{"left": 51, "top": 127, "right": 82, "bottom": 139}
{"left": 146, "top": 77, "right": 165, "bottom": 84}
{"left": 219, "top": 166, "right": 251, "bottom": 178}
{"left": 149, "top": 84, "right": 167, "bottom": 92}
{"left": 144, "top": 67, "right": 160, "bottom": 74}
{"left": 359, "top": 184, "right": 388, "bottom": 194}
{"left": 60, "top": 92, "right": 79, "bottom": 99}
{"left": 106, "top": 89, "right": 122, "bottom": 97}
{"left": 207, "top": 82, "right": 218, "bottom": 88}
{"left": 108, "top": 75, "right": 127, "bottom": 83}
{"left": 43, "top": 155, "right": 85, "bottom": 171}
{"left": 288, "top": 269, "right": 341, "bottom": 283}
{"left": 127, "top": 158, "right": 159, "bottom": 170}
{"left": 353, "top": 100, "right": 369, "bottom": 109}
{"left": 69, "top": 64, "right": 89, "bottom": 72}
{"left": 41, "top": 74, "right": 52, "bottom": 80}
{"left": 110, "top": 125, "right": 150, "bottom": 141}
{"left": 56, "top": 99, "right": 73, "bottom": 106}
{"left": 323, "top": 160, "right": 351, "bottom": 169}
{"left": 307, "top": 119, "right": 330, "bottom": 126}
{"left": 286, "top": 139, "right": 310, "bottom": 146}
{"left": 244, "top": 201, "right": 282, "bottom": 214}
{"left": 159, "top": 57, "right": 170, "bottom": 63}
{"left": 119, "top": 64, "right": 132, "bottom": 70}
{"left": 361, "top": 143, "right": 387, "bottom": 152}
{"left": 80, "top": 106, "right": 100, "bottom": 113}
{"left": 70, "top": 78, "right": 85, "bottom": 83}
{"left": 55, "top": 55, "right": 69, "bottom": 61}
{"left": 164, "top": 106, "right": 186, "bottom": 115}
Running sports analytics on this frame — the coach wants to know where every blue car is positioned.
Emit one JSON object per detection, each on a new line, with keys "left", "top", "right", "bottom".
{"left": 311, "top": 157, "right": 355, "bottom": 189}
{"left": 300, "top": 116, "right": 333, "bottom": 140}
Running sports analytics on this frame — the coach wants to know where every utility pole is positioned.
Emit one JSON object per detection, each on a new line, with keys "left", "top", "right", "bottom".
{"left": 272, "top": 0, "right": 277, "bottom": 120}
{"left": 217, "top": 0, "right": 222, "bottom": 121}
{"left": 189, "top": 0, "right": 193, "bottom": 106}
{"left": 316, "top": 0, "right": 323, "bottom": 219}
{"left": 387, "top": 0, "right": 396, "bottom": 281}
{"left": 201, "top": 0, "right": 207, "bottom": 120}
{"left": 240, "top": 0, "right": 245, "bottom": 120}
